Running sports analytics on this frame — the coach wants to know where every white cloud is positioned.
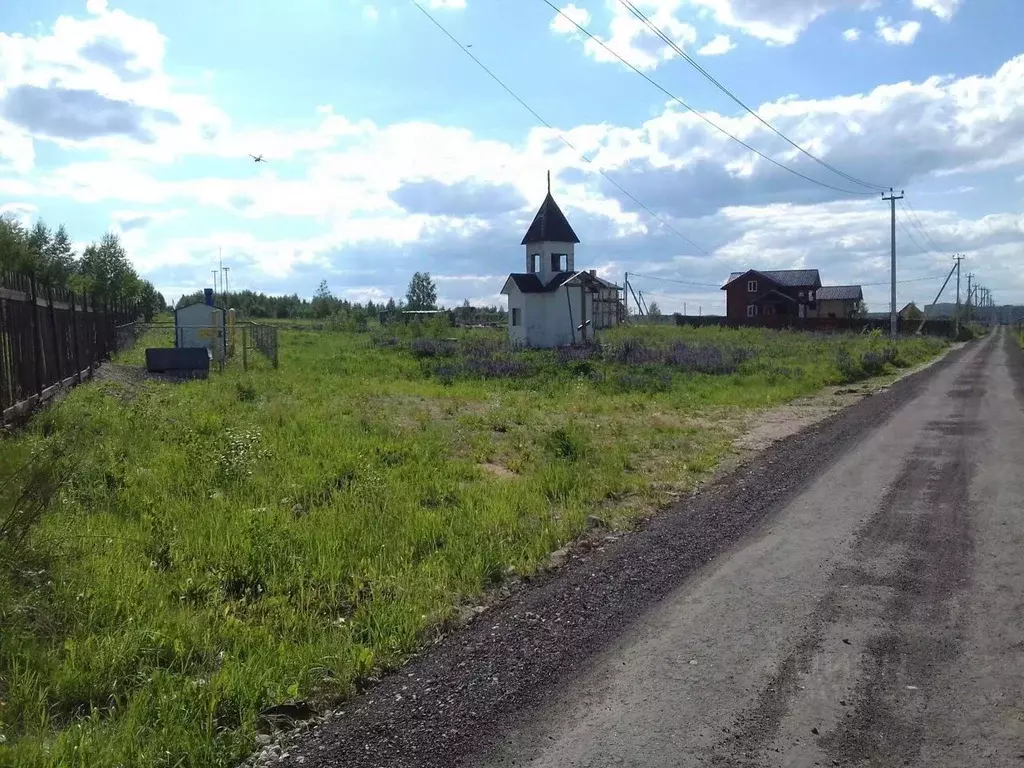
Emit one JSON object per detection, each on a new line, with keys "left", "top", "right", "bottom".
{"left": 0, "top": 202, "right": 38, "bottom": 227}
{"left": 681, "top": 0, "right": 868, "bottom": 46}
{"left": 875, "top": 17, "right": 921, "bottom": 45}
{"left": 912, "top": 0, "right": 961, "bottom": 20}
{"left": 843, "top": 28, "right": 861, "bottom": 41}
{"left": 697, "top": 34, "right": 735, "bottom": 55}
{"left": 362, "top": 5, "right": 380, "bottom": 22}
{"left": 552, "top": 0, "right": 697, "bottom": 71}
{"left": 549, "top": 3, "right": 591, "bottom": 34}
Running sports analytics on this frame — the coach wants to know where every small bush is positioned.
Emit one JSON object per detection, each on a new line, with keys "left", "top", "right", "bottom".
{"left": 835, "top": 347, "right": 863, "bottom": 382}
{"left": 410, "top": 338, "right": 457, "bottom": 358}
{"left": 543, "top": 426, "right": 589, "bottom": 462}
{"left": 609, "top": 338, "right": 661, "bottom": 366}
{"left": 235, "top": 380, "right": 257, "bottom": 402}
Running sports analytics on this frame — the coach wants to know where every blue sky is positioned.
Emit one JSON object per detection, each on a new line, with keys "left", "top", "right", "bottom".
{"left": 1, "top": 0, "right": 1022, "bottom": 312}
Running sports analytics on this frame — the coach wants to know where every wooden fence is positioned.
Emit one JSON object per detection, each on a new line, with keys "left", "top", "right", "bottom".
{"left": 0, "top": 272, "right": 137, "bottom": 422}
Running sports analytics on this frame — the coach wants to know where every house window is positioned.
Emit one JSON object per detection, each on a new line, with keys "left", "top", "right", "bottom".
{"left": 529, "top": 254, "right": 540, "bottom": 273}
{"left": 511, "top": 308, "right": 521, "bottom": 327}
{"left": 799, "top": 290, "right": 805, "bottom": 299}
{"left": 551, "top": 253, "right": 568, "bottom": 272}
{"left": 763, "top": 305, "right": 774, "bottom": 316}
{"left": 747, "top": 280, "right": 758, "bottom": 292}
{"left": 746, "top": 304, "right": 758, "bottom": 318}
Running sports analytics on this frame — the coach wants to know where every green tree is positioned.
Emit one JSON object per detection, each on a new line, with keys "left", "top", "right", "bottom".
{"left": 647, "top": 301, "right": 662, "bottom": 317}
{"left": 0, "top": 215, "right": 32, "bottom": 274}
{"left": 25, "top": 221, "right": 51, "bottom": 279}
{"left": 138, "top": 280, "right": 163, "bottom": 321}
{"left": 405, "top": 271, "right": 437, "bottom": 310}
{"left": 78, "top": 232, "right": 141, "bottom": 304}
{"left": 44, "top": 224, "right": 77, "bottom": 288}
{"left": 311, "top": 279, "right": 335, "bottom": 319}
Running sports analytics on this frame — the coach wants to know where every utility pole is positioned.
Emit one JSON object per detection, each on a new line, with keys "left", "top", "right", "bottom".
{"left": 223, "top": 266, "right": 231, "bottom": 309}
{"left": 623, "top": 272, "right": 629, "bottom": 320}
{"left": 882, "top": 188, "right": 905, "bottom": 336}
{"left": 954, "top": 254, "right": 964, "bottom": 336}
{"left": 966, "top": 273, "right": 974, "bottom": 324}
{"left": 211, "top": 269, "right": 219, "bottom": 296}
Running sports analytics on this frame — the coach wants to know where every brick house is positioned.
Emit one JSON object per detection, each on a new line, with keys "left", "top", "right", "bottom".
{"left": 814, "top": 285, "right": 864, "bottom": 318}
{"left": 721, "top": 269, "right": 822, "bottom": 323}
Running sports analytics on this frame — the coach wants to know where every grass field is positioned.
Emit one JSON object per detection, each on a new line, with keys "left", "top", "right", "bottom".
{"left": 0, "top": 323, "right": 947, "bottom": 767}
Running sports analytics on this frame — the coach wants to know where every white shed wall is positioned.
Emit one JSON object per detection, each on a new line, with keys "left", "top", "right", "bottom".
{"left": 176, "top": 303, "right": 225, "bottom": 360}
{"left": 505, "top": 285, "right": 528, "bottom": 346}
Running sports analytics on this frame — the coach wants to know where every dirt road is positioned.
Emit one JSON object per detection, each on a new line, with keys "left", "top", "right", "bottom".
{"left": 291, "top": 328, "right": 1024, "bottom": 768}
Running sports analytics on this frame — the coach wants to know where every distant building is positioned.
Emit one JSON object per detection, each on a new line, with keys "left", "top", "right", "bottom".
{"left": 721, "top": 269, "right": 822, "bottom": 324}
{"left": 500, "top": 176, "right": 622, "bottom": 347}
{"left": 864, "top": 303, "right": 922, "bottom": 322}
{"left": 814, "top": 285, "right": 864, "bottom": 318}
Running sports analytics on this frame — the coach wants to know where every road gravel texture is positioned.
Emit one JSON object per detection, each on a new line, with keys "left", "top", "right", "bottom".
{"left": 286, "top": 328, "right": 1024, "bottom": 768}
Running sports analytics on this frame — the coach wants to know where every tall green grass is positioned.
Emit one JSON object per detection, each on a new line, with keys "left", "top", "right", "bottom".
{"left": 0, "top": 325, "right": 946, "bottom": 767}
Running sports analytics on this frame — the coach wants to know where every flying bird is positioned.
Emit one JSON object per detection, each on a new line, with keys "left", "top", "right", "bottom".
{"left": 249, "top": 154, "right": 267, "bottom": 163}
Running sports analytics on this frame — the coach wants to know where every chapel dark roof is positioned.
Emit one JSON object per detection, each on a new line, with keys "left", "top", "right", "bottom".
{"left": 505, "top": 271, "right": 578, "bottom": 293}
{"left": 521, "top": 192, "right": 580, "bottom": 245}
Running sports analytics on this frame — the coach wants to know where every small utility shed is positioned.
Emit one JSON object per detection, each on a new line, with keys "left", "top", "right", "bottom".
{"left": 175, "top": 288, "right": 226, "bottom": 361}
{"left": 501, "top": 175, "right": 622, "bottom": 348}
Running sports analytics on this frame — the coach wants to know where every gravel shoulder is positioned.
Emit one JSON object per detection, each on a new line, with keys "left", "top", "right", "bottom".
{"left": 275, "top": 336, "right": 981, "bottom": 768}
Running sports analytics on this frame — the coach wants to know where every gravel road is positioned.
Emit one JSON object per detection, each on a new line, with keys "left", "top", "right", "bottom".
{"left": 286, "top": 328, "right": 1024, "bottom": 768}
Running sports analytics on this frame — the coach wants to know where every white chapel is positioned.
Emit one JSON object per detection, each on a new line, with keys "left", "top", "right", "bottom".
{"left": 500, "top": 175, "right": 623, "bottom": 348}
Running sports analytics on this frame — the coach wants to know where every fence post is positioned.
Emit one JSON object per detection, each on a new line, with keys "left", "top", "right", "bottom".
{"left": 242, "top": 324, "right": 248, "bottom": 370}
{"left": 70, "top": 292, "right": 83, "bottom": 384}
{"left": 97, "top": 297, "right": 107, "bottom": 362}
{"left": 28, "top": 277, "right": 44, "bottom": 399}
{"left": 272, "top": 326, "right": 279, "bottom": 368}
{"left": 46, "top": 286, "right": 63, "bottom": 383}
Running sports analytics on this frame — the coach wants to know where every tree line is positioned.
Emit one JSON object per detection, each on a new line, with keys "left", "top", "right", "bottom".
{"left": 179, "top": 271, "right": 506, "bottom": 325}
{"left": 0, "top": 214, "right": 166, "bottom": 320}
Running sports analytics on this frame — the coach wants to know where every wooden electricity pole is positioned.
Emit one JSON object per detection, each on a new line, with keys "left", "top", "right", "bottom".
{"left": 954, "top": 254, "right": 964, "bottom": 336}
{"left": 882, "top": 188, "right": 905, "bottom": 336}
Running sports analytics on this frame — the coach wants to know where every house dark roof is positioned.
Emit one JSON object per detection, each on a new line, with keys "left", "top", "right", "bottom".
{"left": 521, "top": 193, "right": 581, "bottom": 245}
{"left": 724, "top": 269, "right": 822, "bottom": 289}
{"left": 816, "top": 285, "right": 863, "bottom": 301}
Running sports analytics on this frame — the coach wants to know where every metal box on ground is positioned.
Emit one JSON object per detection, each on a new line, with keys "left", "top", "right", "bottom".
{"left": 145, "top": 347, "right": 211, "bottom": 378}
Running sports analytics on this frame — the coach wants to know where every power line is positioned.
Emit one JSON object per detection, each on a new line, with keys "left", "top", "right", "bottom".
{"left": 614, "top": 0, "right": 888, "bottom": 192}
{"left": 895, "top": 210, "right": 934, "bottom": 257}
{"left": 860, "top": 273, "right": 948, "bottom": 287}
{"left": 543, "top": 0, "right": 877, "bottom": 197}
{"left": 630, "top": 270, "right": 947, "bottom": 289}
{"left": 900, "top": 198, "right": 948, "bottom": 255}
{"left": 628, "top": 272, "right": 721, "bottom": 287}
{"left": 410, "top": 0, "right": 708, "bottom": 255}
